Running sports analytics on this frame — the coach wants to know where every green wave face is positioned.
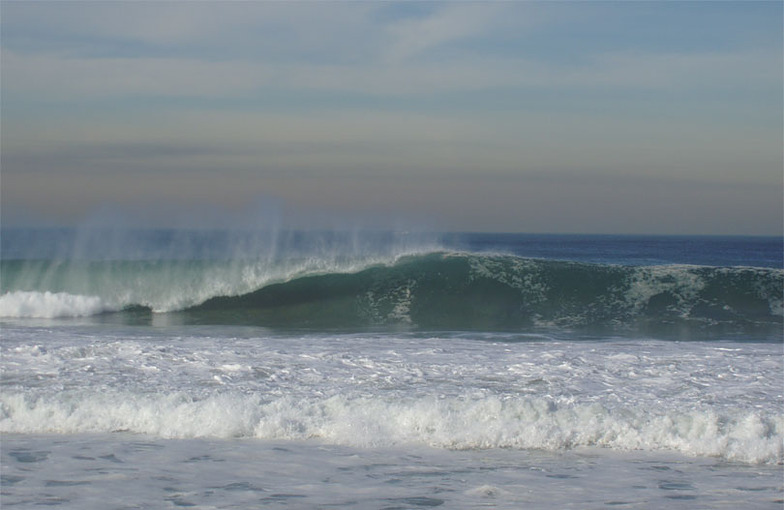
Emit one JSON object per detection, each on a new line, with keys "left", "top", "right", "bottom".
{"left": 185, "top": 253, "right": 783, "bottom": 337}
{"left": 2, "top": 252, "right": 782, "bottom": 337}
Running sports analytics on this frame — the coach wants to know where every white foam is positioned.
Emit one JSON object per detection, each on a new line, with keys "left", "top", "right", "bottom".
{"left": 625, "top": 265, "right": 706, "bottom": 317}
{"left": 2, "top": 326, "right": 781, "bottom": 465}
{"left": 2, "top": 392, "right": 781, "bottom": 464}
{"left": 0, "top": 291, "right": 110, "bottom": 318}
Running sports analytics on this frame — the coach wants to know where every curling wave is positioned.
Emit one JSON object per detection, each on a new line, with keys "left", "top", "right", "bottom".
{"left": 2, "top": 253, "right": 782, "bottom": 335}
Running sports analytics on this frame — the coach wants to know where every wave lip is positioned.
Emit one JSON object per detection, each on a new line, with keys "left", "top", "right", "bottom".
{"left": 0, "top": 291, "right": 112, "bottom": 319}
{"left": 2, "top": 252, "right": 782, "bottom": 335}
{"left": 185, "top": 253, "right": 784, "bottom": 333}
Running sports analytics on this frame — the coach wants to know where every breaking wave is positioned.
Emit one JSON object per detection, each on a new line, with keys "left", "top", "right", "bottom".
{"left": 0, "top": 291, "right": 111, "bottom": 319}
{"left": 2, "top": 252, "right": 782, "bottom": 336}
{"left": 1, "top": 391, "right": 781, "bottom": 464}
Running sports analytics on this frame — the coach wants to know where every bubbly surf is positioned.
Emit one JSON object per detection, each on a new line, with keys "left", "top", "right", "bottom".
{"left": 3, "top": 392, "right": 781, "bottom": 464}
{"left": 1, "top": 332, "right": 781, "bottom": 465}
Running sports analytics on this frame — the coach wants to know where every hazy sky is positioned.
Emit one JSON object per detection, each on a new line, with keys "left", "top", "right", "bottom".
{"left": 2, "top": 1, "right": 782, "bottom": 234}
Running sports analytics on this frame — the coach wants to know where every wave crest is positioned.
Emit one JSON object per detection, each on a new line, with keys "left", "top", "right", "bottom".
{"left": 2, "top": 253, "right": 782, "bottom": 335}
{"left": 0, "top": 291, "right": 111, "bottom": 319}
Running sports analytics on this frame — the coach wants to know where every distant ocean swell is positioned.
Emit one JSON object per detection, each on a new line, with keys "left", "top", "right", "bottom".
{"left": 1, "top": 391, "right": 781, "bottom": 464}
{"left": 1, "top": 252, "right": 782, "bottom": 333}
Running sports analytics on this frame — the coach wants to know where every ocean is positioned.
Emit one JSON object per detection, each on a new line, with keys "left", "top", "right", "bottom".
{"left": 1, "top": 228, "right": 782, "bottom": 509}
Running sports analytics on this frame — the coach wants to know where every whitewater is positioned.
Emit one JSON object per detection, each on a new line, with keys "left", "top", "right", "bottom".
{"left": 1, "top": 229, "right": 782, "bottom": 508}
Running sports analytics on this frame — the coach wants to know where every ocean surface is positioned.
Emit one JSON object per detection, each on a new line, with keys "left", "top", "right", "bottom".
{"left": 1, "top": 228, "right": 782, "bottom": 509}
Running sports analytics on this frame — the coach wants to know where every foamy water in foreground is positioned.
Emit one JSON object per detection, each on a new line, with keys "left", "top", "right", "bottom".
{"left": 4, "top": 433, "right": 781, "bottom": 509}
{"left": 2, "top": 323, "right": 782, "bottom": 508}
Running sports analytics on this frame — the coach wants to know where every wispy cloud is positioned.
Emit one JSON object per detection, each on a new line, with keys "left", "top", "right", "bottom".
{"left": 5, "top": 44, "right": 776, "bottom": 104}
{"left": 2, "top": 1, "right": 781, "bottom": 233}
{"left": 382, "top": 3, "right": 508, "bottom": 63}
{"left": 4, "top": 2, "right": 778, "bottom": 101}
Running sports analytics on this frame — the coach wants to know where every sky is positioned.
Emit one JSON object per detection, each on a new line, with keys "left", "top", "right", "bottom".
{"left": 1, "top": 1, "right": 782, "bottom": 235}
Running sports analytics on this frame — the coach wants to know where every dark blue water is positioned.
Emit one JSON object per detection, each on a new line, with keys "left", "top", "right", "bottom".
{"left": 3, "top": 228, "right": 782, "bottom": 268}
{"left": 441, "top": 233, "right": 783, "bottom": 269}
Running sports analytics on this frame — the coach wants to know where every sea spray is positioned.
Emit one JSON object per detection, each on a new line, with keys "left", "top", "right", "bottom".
{"left": 1, "top": 227, "right": 441, "bottom": 315}
{"left": 2, "top": 251, "right": 781, "bottom": 339}
{"left": 0, "top": 291, "right": 109, "bottom": 318}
